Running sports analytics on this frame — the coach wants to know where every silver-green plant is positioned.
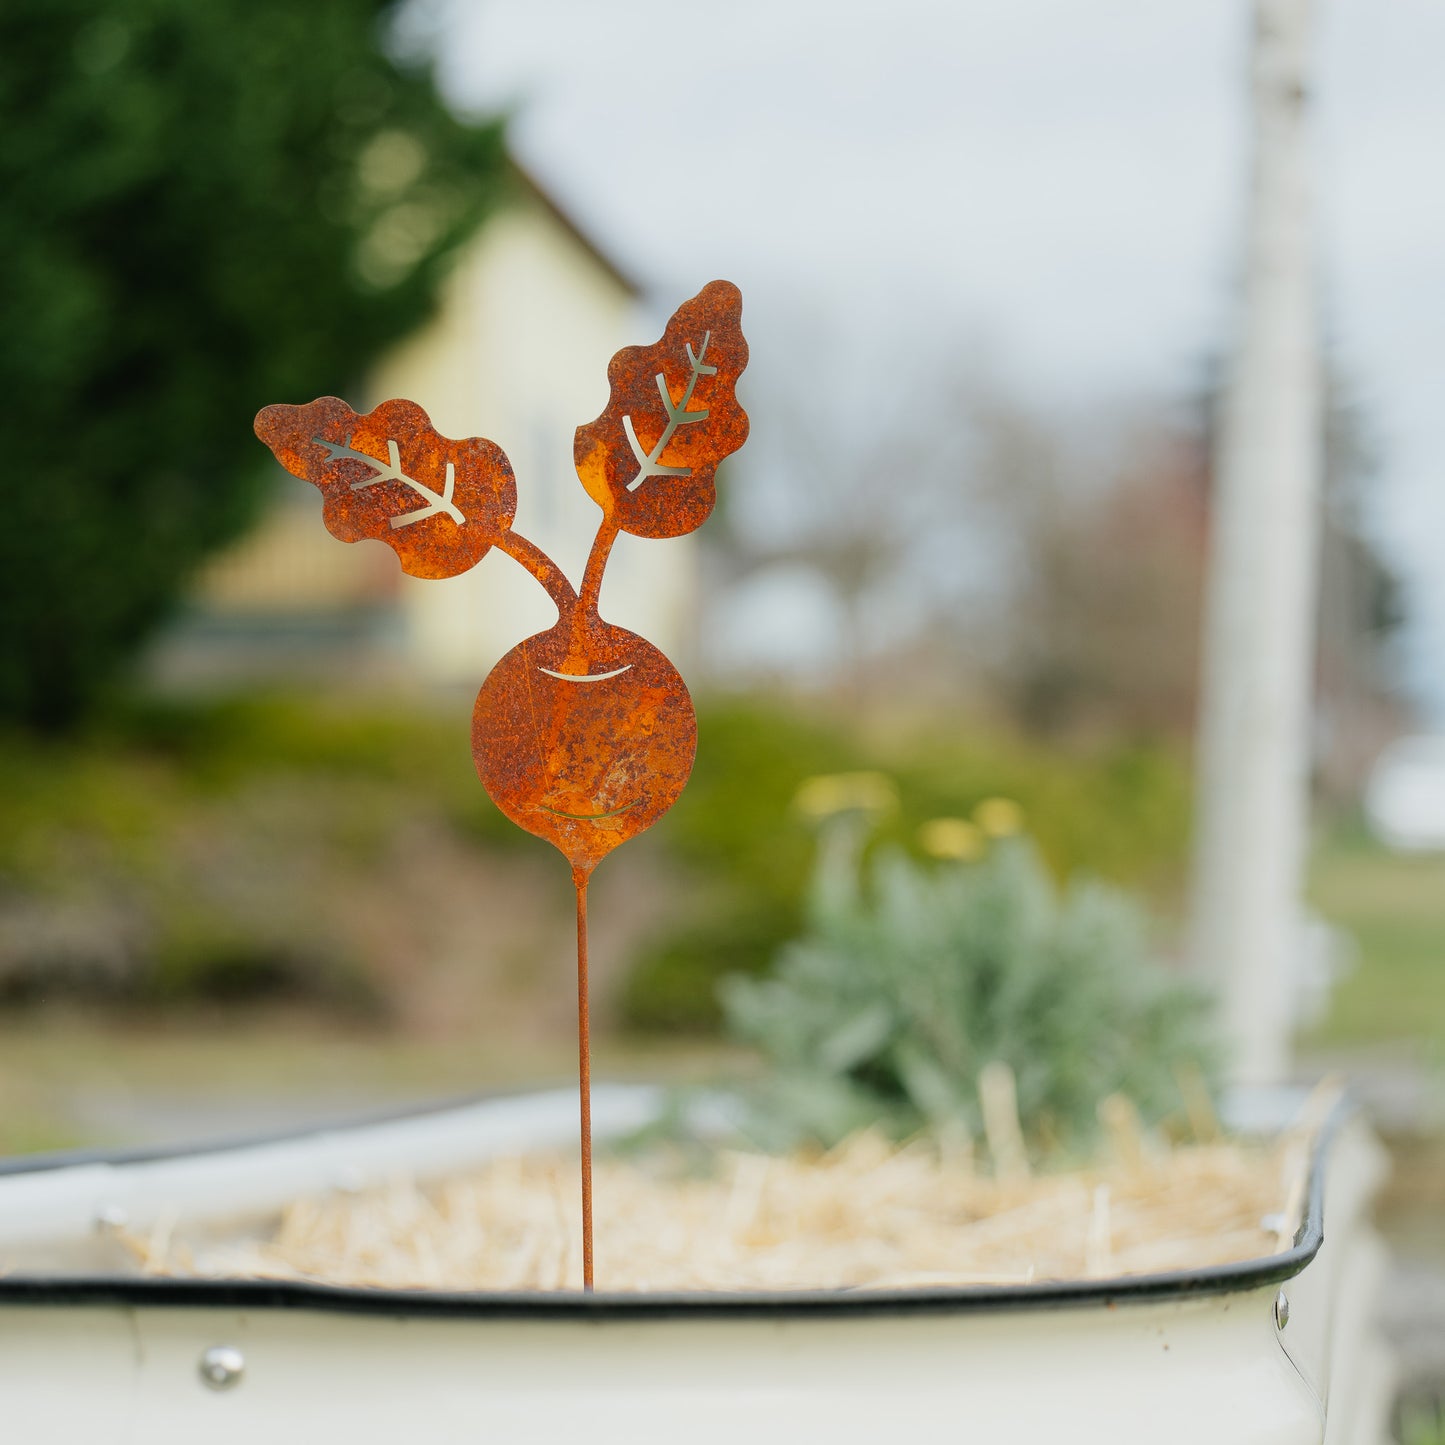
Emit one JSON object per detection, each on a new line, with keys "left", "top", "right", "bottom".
{"left": 720, "top": 818, "right": 1218, "bottom": 1154}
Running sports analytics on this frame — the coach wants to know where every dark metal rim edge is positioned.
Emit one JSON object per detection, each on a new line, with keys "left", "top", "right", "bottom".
{"left": 0, "top": 1093, "right": 1348, "bottom": 1320}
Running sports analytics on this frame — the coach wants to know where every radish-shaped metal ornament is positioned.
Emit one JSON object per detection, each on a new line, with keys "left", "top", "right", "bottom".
{"left": 255, "top": 281, "right": 749, "bottom": 1289}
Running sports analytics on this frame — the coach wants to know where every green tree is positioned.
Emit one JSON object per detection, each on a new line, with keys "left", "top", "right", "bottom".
{"left": 0, "top": 0, "right": 505, "bottom": 727}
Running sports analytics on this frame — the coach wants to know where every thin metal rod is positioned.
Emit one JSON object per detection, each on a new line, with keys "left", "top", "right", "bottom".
{"left": 579, "top": 514, "right": 620, "bottom": 616}
{"left": 497, "top": 528, "right": 578, "bottom": 613}
{"left": 573, "top": 867, "right": 594, "bottom": 1291}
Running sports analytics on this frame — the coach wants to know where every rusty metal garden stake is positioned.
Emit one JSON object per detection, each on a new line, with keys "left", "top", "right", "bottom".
{"left": 256, "top": 282, "right": 750, "bottom": 1289}
{"left": 574, "top": 867, "right": 593, "bottom": 1287}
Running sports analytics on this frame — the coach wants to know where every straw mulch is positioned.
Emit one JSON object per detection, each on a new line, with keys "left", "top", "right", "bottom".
{"left": 118, "top": 1104, "right": 1313, "bottom": 1294}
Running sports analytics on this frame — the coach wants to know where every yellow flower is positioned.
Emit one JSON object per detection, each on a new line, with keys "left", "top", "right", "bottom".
{"left": 918, "top": 818, "right": 985, "bottom": 861}
{"left": 973, "top": 796, "right": 1025, "bottom": 838}
{"left": 793, "top": 771, "right": 898, "bottom": 822}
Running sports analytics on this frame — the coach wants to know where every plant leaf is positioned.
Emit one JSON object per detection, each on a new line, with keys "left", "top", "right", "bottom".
{"left": 573, "top": 280, "right": 748, "bottom": 539}
{"left": 254, "top": 396, "right": 516, "bottom": 579}
{"left": 817, "top": 999, "right": 895, "bottom": 1074}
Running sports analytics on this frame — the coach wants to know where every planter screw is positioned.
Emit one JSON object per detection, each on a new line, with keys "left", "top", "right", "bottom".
{"left": 1274, "top": 1289, "right": 1290, "bottom": 1329}
{"left": 198, "top": 1345, "right": 245, "bottom": 1392}
{"left": 333, "top": 1165, "right": 365, "bottom": 1195}
{"left": 93, "top": 1203, "right": 128, "bottom": 1233}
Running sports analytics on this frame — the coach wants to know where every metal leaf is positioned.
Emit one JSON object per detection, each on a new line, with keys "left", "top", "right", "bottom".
{"left": 254, "top": 396, "right": 517, "bottom": 579}
{"left": 573, "top": 280, "right": 748, "bottom": 539}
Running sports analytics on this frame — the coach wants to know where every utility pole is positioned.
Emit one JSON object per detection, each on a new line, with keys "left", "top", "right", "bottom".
{"left": 1189, "top": 0, "right": 1322, "bottom": 1083}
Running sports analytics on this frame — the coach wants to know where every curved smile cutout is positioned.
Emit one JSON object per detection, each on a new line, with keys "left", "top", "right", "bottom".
{"left": 537, "top": 797, "right": 645, "bottom": 821}
{"left": 536, "top": 664, "right": 634, "bottom": 683}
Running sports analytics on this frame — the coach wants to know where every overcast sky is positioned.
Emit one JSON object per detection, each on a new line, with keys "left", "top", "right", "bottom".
{"left": 417, "top": 0, "right": 1445, "bottom": 713}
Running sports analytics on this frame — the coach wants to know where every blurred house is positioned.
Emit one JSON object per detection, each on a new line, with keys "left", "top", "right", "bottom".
{"left": 152, "top": 165, "right": 698, "bottom": 692}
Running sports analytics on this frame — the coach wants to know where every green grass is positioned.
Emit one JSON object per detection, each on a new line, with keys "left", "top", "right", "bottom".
{"left": 0, "top": 1013, "right": 756, "bottom": 1155}
{"left": 1398, "top": 1394, "right": 1445, "bottom": 1445}
{"left": 1306, "top": 825, "right": 1445, "bottom": 1048}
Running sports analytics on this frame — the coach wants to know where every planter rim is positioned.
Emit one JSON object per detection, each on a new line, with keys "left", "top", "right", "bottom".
{"left": 0, "top": 1088, "right": 1348, "bottom": 1320}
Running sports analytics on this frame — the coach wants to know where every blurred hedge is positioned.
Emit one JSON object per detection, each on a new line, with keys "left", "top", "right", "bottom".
{"left": 0, "top": 691, "right": 1192, "bottom": 1028}
{"left": 0, "top": 694, "right": 514, "bottom": 1011}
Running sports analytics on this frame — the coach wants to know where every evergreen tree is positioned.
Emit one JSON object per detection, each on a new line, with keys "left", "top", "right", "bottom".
{"left": 0, "top": 0, "right": 505, "bottom": 727}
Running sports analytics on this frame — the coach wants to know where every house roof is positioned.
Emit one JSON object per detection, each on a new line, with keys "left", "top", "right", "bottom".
{"left": 507, "top": 159, "right": 644, "bottom": 301}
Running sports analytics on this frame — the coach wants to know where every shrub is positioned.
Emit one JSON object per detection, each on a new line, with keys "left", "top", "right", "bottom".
{"left": 719, "top": 817, "right": 1218, "bottom": 1153}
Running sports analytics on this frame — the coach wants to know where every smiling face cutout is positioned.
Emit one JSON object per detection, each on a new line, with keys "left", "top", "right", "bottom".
{"left": 471, "top": 616, "right": 697, "bottom": 875}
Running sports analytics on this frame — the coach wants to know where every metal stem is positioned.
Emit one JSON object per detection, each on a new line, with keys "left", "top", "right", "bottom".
{"left": 497, "top": 529, "right": 578, "bottom": 614}
{"left": 579, "top": 514, "right": 620, "bottom": 616}
{"left": 573, "top": 866, "right": 594, "bottom": 1291}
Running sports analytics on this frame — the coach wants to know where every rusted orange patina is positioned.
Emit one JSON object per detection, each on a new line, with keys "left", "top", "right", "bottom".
{"left": 471, "top": 614, "right": 697, "bottom": 877}
{"left": 465, "top": 280, "right": 747, "bottom": 874}
{"left": 574, "top": 279, "right": 749, "bottom": 540}
{"left": 254, "top": 282, "right": 749, "bottom": 1289}
{"left": 254, "top": 397, "right": 516, "bottom": 579}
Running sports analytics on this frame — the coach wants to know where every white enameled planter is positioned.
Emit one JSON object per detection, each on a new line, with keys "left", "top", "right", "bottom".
{"left": 0, "top": 1086, "right": 1392, "bottom": 1444}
